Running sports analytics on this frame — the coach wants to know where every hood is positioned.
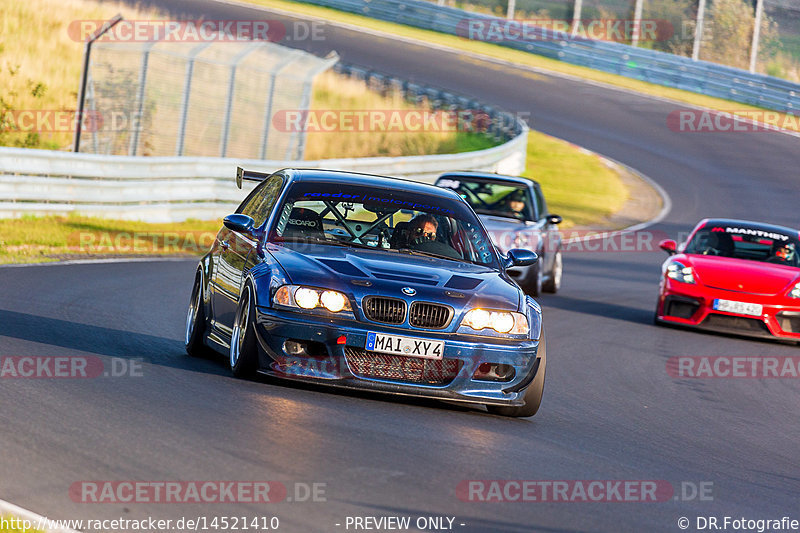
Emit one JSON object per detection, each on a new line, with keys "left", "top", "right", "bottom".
{"left": 480, "top": 215, "right": 540, "bottom": 254}
{"left": 683, "top": 254, "right": 800, "bottom": 295}
{"left": 265, "top": 242, "right": 522, "bottom": 311}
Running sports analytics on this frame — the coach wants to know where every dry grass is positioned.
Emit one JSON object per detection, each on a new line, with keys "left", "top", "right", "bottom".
{"left": 0, "top": 0, "right": 164, "bottom": 149}
{"left": 0, "top": 0, "right": 497, "bottom": 156}
{"left": 305, "top": 71, "right": 496, "bottom": 159}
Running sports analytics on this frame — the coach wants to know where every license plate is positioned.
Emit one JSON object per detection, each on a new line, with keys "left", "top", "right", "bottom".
{"left": 713, "top": 299, "right": 763, "bottom": 316}
{"left": 366, "top": 332, "right": 444, "bottom": 360}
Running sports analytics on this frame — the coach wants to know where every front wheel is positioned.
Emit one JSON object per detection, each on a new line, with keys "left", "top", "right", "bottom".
{"left": 230, "top": 284, "right": 259, "bottom": 378}
{"left": 488, "top": 331, "right": 546, "bottom": 417}
{"left": 523, "top": 262, "right": 543, "bottom": 297}
{"left": 542, "top": 250, "right": 562, "bottom": 293}
{"left": 185, "top": 273, "right": 210, "bottom": 357}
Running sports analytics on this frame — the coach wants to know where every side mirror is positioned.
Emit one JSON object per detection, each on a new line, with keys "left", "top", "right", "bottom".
{"left": 506, "top": 248, "right": 539, "bottom": 268}
{"left": 546, "top": 214, "right": 563, "bottom": 225}
{"left": 223, "top": 214, "right": 255, "bottom": 234}
{"left": 659, "top": 239, "right": 677, "bottom": 255}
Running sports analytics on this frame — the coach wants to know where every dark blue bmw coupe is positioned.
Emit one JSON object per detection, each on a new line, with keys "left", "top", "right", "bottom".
{"left": 185, "top": 168, "right": 546, "bottom": 416}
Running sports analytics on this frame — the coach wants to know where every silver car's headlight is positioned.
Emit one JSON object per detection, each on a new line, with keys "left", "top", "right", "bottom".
{"left": 666, "top": 260, "right": 695, "bottom": 284}
{"left": 273, "top": 285, "right": 352, "bottom": 314}
{"left": 460, "top": 309, "right": 529, "bottom": 335}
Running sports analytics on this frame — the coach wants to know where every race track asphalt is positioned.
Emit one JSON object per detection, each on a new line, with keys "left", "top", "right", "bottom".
{"left": 1, "top": 2, "right": 799, "bottom": 531}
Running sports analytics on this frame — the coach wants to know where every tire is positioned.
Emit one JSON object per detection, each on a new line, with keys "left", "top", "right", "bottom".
{"left": 230, "top": 284, "right": 259, "bottom": 378}
{"left": 542, "top": 250, "right": 562, "bottom": 293}
{"left": 523, "top": 262, "right": 543, "bottom": 297}
{"left": 185, "top": 273, "right": 210, "bottom": 357}
{"left": 653, "top": 300, "right": 663, "bottom": 326}
{"left": 488, "top": 331, "right": 546, "bottom": 418}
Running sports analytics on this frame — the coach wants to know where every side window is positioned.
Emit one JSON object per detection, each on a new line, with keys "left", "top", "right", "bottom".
{"left": 237, "top": 175, "right": 284, "bottom": 227}
{"left": 533, "top": 186, "right": 546, "bottom": 220}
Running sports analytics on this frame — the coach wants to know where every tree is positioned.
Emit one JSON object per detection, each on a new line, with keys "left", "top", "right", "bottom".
{"left": 702, "top": 0, "right": 780, "bottom": 71}
{"left": 641, "top": 0, "right": 697, "bottom": 56}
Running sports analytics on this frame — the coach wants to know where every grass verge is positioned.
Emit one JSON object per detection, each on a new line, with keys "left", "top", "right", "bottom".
{"left": 524, "top": 131, "right": 627, "bottom": 228}
{"left": 247, "top": 0, "right": 800, "bottom": 133}
{"left": 0, "top": 215, "right": 222, "bottom": 264}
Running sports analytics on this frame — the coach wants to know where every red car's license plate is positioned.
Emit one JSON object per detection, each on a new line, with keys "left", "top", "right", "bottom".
{"left": 713, "top": 299, "right": 763, "bottom": 316}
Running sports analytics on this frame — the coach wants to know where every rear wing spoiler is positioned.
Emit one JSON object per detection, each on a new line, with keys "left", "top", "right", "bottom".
{"left": 235, "top": 167, "right": 272, "bottom": 189}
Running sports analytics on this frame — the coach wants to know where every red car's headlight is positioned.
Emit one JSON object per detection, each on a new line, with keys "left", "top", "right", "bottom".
{"left": 789, "top": 282, "right": 800, "bottom": 299}
{"left": 666, "top": 260, "right": 695, "bottom": 284}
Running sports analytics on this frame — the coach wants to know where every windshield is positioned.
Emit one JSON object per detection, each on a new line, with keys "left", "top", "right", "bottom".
{"left": 685, "top": 224, "right": 800, "bottom": 268}
{"left": 268, "top": 181, "right": 499, "bottom": 266}
{"left": 437, "top": 177, "right": 534, "bottom": 221}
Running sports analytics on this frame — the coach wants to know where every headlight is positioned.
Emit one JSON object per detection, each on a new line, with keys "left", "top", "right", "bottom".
{"left": 320, "top": 290, "right": 347, "bottom": 312}
{"left": 460, "top": 308, "right": 529, "bottom": 335}
{"left": 273, "top": 285, "right": 352, "bottom": 314}
{"left": 666, "top": 260, "right": 695, "bottom": 284}
{"left": 295, "top": 287, "right": 320, "bottom": 309}
{"left": 789, "top": 282, "right": 800, "bottom": 299}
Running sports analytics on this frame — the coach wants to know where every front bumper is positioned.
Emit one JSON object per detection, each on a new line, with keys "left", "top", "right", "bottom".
{"left": 253, "top": 307, "right": 543, "bottom": 407}
{"left": 656, "top": 279, "right": 800, "bottom": 341}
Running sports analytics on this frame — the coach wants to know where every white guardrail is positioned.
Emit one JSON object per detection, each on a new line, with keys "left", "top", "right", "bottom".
{"left": 0, "top": 125, "right": 527, "bottom": 222}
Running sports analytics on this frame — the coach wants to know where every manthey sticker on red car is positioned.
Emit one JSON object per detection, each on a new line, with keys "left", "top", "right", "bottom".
{"left": 713, "top": 226, "right": 792, "bottom": 242}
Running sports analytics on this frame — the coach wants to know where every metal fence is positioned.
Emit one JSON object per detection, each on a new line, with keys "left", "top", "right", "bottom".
{"left": 79, "top": 37, "right": 338, "bottom": 158}
{"left": 432, "top": 0, "right": 800, "bottom": 81}
{"left": 305, "top": 0, "right": 800, "bottom": 113}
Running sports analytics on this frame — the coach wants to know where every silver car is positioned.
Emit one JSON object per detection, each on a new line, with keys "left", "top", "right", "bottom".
{"left": 436, "top": 171, "right": 563, "bottom": 296}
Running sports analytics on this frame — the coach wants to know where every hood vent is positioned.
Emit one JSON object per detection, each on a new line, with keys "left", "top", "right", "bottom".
{"left": 445, "top": 275, "right": 482, "bottom": 290}
{"left": 317, "top": 259, "right": 367, "bottom": 277}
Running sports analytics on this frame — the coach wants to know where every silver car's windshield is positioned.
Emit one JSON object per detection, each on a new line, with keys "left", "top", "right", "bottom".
{"left": 437, "top": 177, "right": 535, "bottom": 221}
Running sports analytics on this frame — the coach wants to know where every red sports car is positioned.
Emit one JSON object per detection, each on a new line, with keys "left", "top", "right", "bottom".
{"left": 655, "top": 218, "right": 800, "bottom": 341}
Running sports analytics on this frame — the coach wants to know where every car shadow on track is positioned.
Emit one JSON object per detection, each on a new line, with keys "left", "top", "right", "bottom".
{"left": 237, "top": 368, "right": 538, "bottom": 420}
{"left": 0, "top": 308, "right": 229, "bottom": 376}
{"left": 537, "top": 294, "right": 653, "bottom": 326}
